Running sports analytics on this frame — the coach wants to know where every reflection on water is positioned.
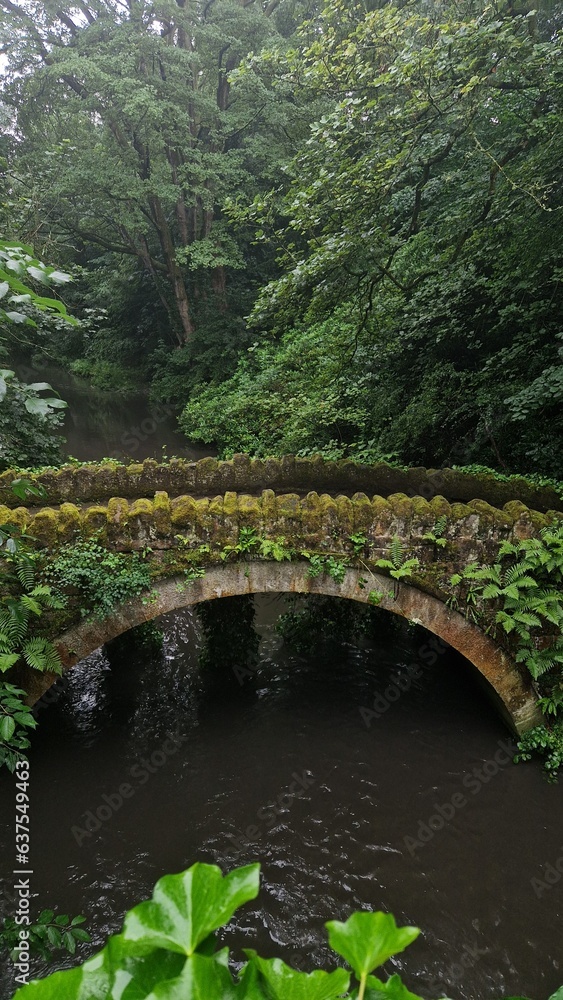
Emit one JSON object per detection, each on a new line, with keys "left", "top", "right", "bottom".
{"left": 0, "top": 597, "right": 561, "bottom": 1000}
{"left": 40, "top": 367, "right": 212, "bottom": 463}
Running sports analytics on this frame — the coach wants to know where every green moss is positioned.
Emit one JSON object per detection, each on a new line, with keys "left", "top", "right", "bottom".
{"left": 260, "top": 489, "right": 278, "bottom": 522}
{"left": 171, "top": 495, "right": 200, "bottom": 527}
{"left": 223, "top": 491, "right": 238, "bottom": 518}
{"left": 107, "top": 497, "right": 130, "bottom": 525}
{"left": 125, "top": 464, "right": 145, "bottom": 478}
{"left": 153, "top": 491, "right": 171, "bottom": 535}
{"left": 129, "top": 498, "right": 153, "bottom": 523}
{"left": 429, "top": 496, "right": 452, "bottom": 518}
{"left": 58, "top": 503, "right": 82, "bottom": 542}
{"left": 335, "top": 495, "right": 354, "bottom": 535}
{"left": 411, "top": 496, "right": 433, "bottom": 519}
{"left": 82, "top": 505, "right": 109, "bottom": 538}
{"left": 30, "top": 508, "right": 59, "bottom": 547}
{"left": 450, "top": 502, "right": 474, "bottom": 521}
{"left": 387, "top": 493, "right": 414, "bottom": 520}
{"left": 238, "top": 495, "right": 262, "bottom": 526}
{"left": 350, "top": 493, "right": 374, "bottom": 532}
{"left": 277, "top": 493, "right": 302, "bottom": 519}
{"left": 468, "top": 498, "right": 512, "bottom": 529}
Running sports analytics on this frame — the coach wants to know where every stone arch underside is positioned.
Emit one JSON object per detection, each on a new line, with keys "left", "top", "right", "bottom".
{"left": 26, "top": 561, "right": 541, "bottom": 735}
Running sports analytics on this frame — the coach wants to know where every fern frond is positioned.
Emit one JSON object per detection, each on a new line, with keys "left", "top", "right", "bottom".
{"left": 390, "top": 537, "right": 403, "bottom": 568}
{"left": 20, "top": 595, "right": 42, "bottom": 616}
{"left": 15, "top": 561, "right": 35, "bottom": 591}
{"left": 22, "top": 638, "right": 62, "bottom": 674}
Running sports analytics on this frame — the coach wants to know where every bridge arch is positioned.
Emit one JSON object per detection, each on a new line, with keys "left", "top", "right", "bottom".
{"left": 26, "top": 561, "right": 541, "bottom": 736}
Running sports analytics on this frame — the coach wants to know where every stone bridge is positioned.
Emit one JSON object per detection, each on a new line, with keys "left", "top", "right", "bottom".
{"left": 2, "top": 455, "right": 562, "bottom": 734}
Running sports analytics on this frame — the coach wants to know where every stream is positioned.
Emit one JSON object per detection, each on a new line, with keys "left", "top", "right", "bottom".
{"left": 0, "top": 373, "right": 561, "bottom": 1000}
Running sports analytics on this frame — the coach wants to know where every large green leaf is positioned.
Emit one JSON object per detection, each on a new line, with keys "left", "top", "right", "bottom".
{"left": 326, "top": 913, "right": 420, "bottom": 980}
{"left": 123, "top": 862, "right": 260, "bottom": 956}
{"left": 245, "top": 952, "right": 350, "bottom": 999}
{"left": 0, "top": 715, "right": 16, "bottom": 741}
{"left": 364, "top": 973, "right": 424, "bottom": 999}
{"left": 144, "top": 950, "right": 236, "bottom": 999}
{"left": 12, "top": 935, "right": 186, "bottom": 1000}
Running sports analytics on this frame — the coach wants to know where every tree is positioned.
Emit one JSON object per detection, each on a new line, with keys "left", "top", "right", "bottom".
{"left": 0, "top": 0, "right": 315, "bottom": 347}
{"left": 183, "top": 0, "right": 563, "bottom": 475}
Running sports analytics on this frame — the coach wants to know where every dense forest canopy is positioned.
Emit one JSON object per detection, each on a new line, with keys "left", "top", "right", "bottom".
{"left": 0, "top": 0, "right": 561, "bottom": 474}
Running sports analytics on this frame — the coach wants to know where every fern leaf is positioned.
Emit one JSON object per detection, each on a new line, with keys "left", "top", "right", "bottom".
{"left": 390, "top": 537, "right": 403, "bottom": 568}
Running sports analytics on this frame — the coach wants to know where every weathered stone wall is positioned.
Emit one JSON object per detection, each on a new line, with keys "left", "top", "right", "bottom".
{"left": 1, "top": 454, "right": 561, "bottom": 513}
{"left": 0, "top": 488, "right": 556, "bottom": 569}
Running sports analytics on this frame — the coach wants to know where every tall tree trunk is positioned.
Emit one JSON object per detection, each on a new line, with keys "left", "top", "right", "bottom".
{"left": 149, "top": 194, "right": 195, "bottom": 345}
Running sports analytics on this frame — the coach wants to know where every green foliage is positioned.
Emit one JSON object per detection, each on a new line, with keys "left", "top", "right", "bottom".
{"left": 8, "top": 861, "right": 418, "bottom": 1000}
{"left": 375, "top": 539, "right": 420, "bottom": 595}
{"left": 0, "top": 0, "right": 312, "bottom": 349}
{"left": 0, "top": 479, "right": 65, "bottom": 770}
{"left": 305, "top": 553, "right": 348, "bottom": 584}
{"left": 0, "top": 683, "right": 36, "bottom": 772}
{"left": 0, "top": 516, "right": 65, "bottom": 676}
{"left": 11, "top": 860, "right": 556, "bottom": 1000}
{"left": 41, "top": 536, "right": 152, "bottom": 621}
{"left": 276, "top": 594, "right": 391, "bottom": 655}
{"left": 454, "top": 526, "right": 563, "bottom": 681}
{"left": 454, "top": 525, "right": 563, "bottom": 775}
{"left": 422, "top": 517, "right": 448, "bottom": 554}
{"left": 1, "top": 911, "right": 90, "bottom": 962}
{"left": 326, "top": 912, "right": 419, "bottom": 1000}
{"left": 182, "top": 0, "right": 563, "bottom": 477}
{"left": 0, "top": 240, "right": 72, "bottom": 470}
{"left": 349, "top": 532, "right": 367, "bottom": 557}
{"left": 221, "top": 528, "right": 294, "bottom": 563}
{"left": 0, "top": 370, "right": 66, "bottom": 471}
{"left": 0, "top": 241, "right": 74, "bottom": 328}
{"left": 515, "top": 722, "right": 563, "bottom": 782}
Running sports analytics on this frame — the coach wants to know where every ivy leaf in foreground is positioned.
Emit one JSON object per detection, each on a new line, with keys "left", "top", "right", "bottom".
{"left": 364, "top": 972, "right": 425, "bottom": 999}
{"left": 326, "top": 912, "right": 420, "bottom": 980}
{"left": 12, "top": 934, "right": 186, "bottom": 1000}
{"left": 245, "top": 951, "right": 350, "bottom": 999}
{"left": 144, "top": 950, "right": 235, "bottom": 999}
{"left": 123, "top": 862, "right": 260, "bottom": 956}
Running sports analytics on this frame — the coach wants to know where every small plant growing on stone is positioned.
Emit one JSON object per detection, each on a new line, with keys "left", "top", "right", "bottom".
{"left": 375, "top": 537, "right": 419, "bottom": 596}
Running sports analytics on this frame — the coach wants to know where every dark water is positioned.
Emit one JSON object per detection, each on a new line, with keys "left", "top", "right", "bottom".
{"left": 41, "top": 366, "right": 211, "bottom": 463}
{"left": 0, "top": 599, "right": 562, "bottom": 1000}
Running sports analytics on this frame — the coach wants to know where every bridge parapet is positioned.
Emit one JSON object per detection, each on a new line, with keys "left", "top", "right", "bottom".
{"left": 0, "top": 489, "right": 556, "bottom": 561}
{"left": 1, "top": 455, "right": 561, "bottom": 513}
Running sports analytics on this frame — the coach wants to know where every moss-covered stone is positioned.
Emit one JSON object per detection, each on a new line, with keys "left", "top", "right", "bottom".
{"left": 335, "top": 495, "right": 354, "bottom": 535}
{"left": 468, "top": 498, "right": 512, "bottom": 529}
{"left": 58, "top": 503, "right": 82, "bottom": 542}
{"left": 260, "top": 489, "right": 278, "bottom": 522}
{"left": 387, "top": 493, "right": 414, "bottom": 521}
{"left": 107, "top": 497, "right": 129, "bottom": 525}
{"left": 238, "top": 494, "right": 262, "bottom": 526}
{"left": 223, "top": 492, "right": 238, "bottom": 518}
{"left": 153, "top": 491, "right": 171, "bottom": 535}
{"left": 30, "top": 508, "right": 59, "bottom": 547}
{"left": 82, "top": 505, "right": 108, "bottom": 538}
{"left": 171, "top": 495, "right": 200, "bottom": 528}
{"left": 450, "top": 502, "right": 474, "bottom": 521}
